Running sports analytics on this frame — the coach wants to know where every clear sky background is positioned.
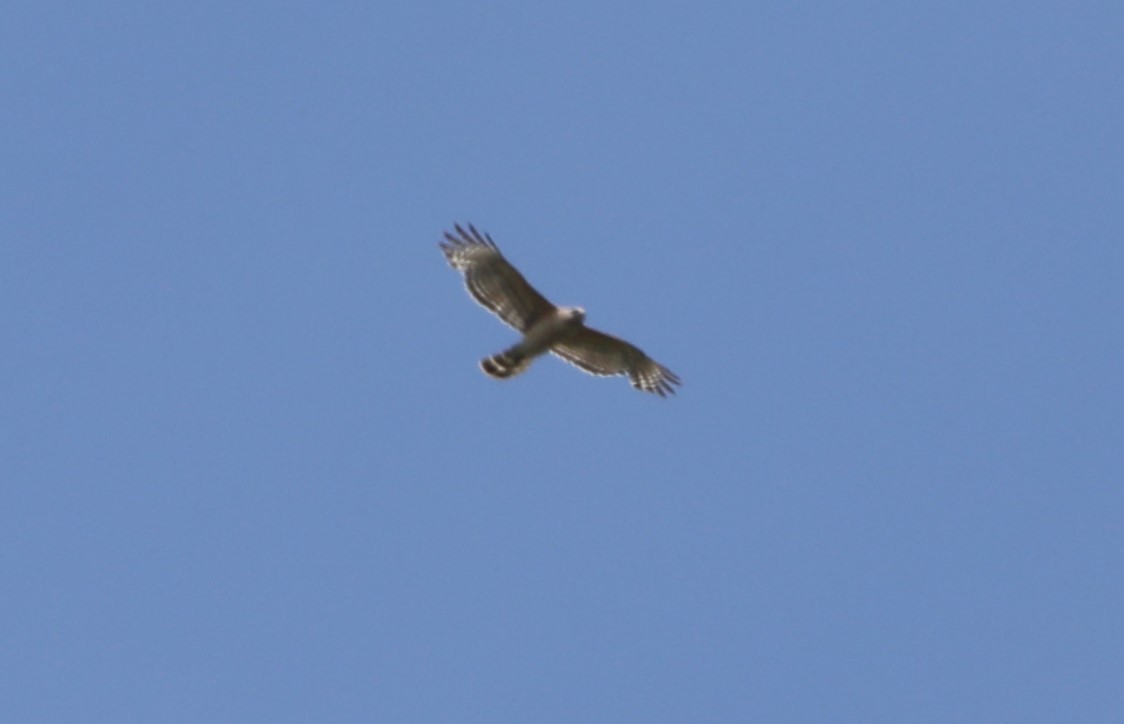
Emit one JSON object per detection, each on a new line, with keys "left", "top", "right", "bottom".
{"left": 3, "top": 2, "right": 1122, "bottom": 721}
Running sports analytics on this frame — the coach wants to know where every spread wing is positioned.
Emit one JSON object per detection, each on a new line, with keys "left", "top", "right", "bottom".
{"left": 552, "top": 327, "right": 682, "bottom": 397}
{"left": 440, "top": 224, "right": 556, "bottom": 332}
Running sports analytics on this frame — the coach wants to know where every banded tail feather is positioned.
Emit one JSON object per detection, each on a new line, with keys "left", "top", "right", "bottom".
{"left": 480, "top": 349, "right": 531, "bottom": 379}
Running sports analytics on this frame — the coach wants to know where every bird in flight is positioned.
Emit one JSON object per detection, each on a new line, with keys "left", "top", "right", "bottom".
{"left": 440, "top": 224, "right": 681, "bottom": 396}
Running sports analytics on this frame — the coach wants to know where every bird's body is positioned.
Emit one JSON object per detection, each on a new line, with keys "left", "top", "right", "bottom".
{"left": 440, "top": 224, "right": 681, "bottom": 396}
{"left": 480, "top": 306, "right": 586, "bottom": 378}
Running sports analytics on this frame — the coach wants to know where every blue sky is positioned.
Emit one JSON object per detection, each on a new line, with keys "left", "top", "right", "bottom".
{"left": 3, "top": 2, "right": 1122, "bottom": 721}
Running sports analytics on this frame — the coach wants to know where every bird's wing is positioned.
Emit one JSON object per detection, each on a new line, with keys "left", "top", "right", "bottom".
{"left": 552, "top": 327, "right": 681, "bottom": 397}
{"left": 440, "top": 224, "right": 556, "bottom": 332}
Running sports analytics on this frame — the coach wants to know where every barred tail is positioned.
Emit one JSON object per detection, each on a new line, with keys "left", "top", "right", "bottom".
{"left": 480, "top": 349, "right": 531, "bottom": 379}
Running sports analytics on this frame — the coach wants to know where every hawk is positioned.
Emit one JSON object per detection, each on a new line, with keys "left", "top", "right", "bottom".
{"left": 440, "top": 224, "right": 681, "bottom": 396}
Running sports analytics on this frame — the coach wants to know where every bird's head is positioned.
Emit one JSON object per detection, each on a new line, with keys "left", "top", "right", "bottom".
{"left": 563, "top": 306, "right": 586, "bottom": 323}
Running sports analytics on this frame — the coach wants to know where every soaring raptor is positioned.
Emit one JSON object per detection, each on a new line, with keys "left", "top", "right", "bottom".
{"left": 440, "top": 224, "right": 681, "bottom": 396}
